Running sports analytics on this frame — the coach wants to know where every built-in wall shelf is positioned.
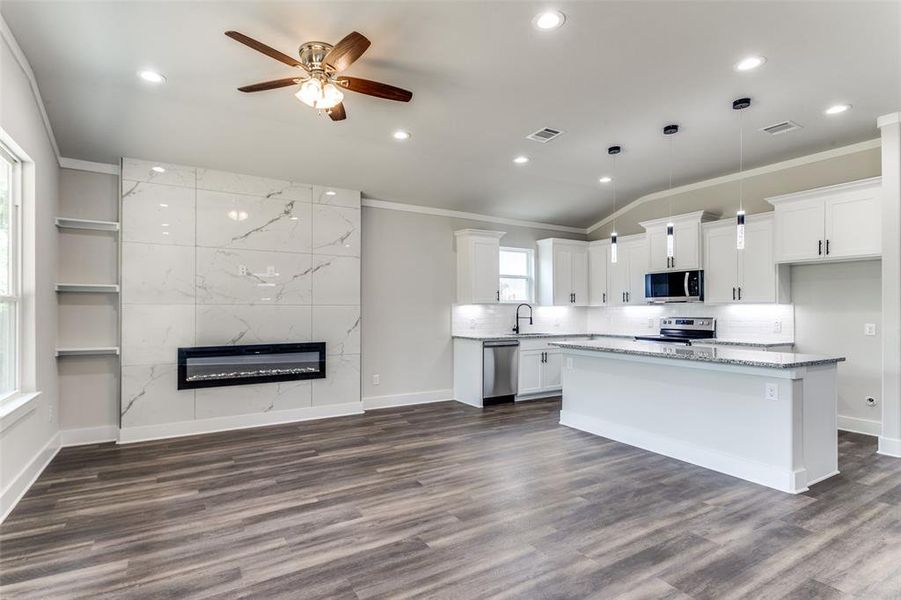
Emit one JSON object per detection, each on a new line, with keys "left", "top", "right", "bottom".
{"left": 55, "top": 217, "right": 120, "bottom": 232}
{"left": 56, "top": 347, "right": 120, "bottom": 357}
{"left": 56, "top": 283, "right": 120, "bottom": 293}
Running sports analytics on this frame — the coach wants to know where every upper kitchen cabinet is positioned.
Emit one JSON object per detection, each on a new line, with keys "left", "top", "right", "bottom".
{"left": 537, "top": 238, "right": 589, "bottom": 306}
{"left": 455, "top": 229, "right": 505, "bottom": 304}
{"left": 640, "top": 211, "right": 719, "bottom": 272}
{"left": 703, "top": 213, "right": 790, "bottom": 304}
{"left": 768, "top": 177, "right": 881, "bottom": 264}
{"left": 607, "top": 234, "right": 648, "bottom": 306}
{"left": 588, "top": 240, "right": 610, "bottom": 306}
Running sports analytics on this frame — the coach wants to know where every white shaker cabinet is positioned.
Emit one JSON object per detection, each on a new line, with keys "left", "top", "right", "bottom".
{"left": 537, "top": 239, "right": 589, "bottom": 306}
{"left": 588, "top": 240, "right": 610, "bottom": 306}
{"left": 640, "top": 211, "right": 718, "bottom": 272}
{"left": 607, "top": 234, "right": 648, "bottom": 305}
{"left": 702, "top": 213, "right": 790, "bottom": 304}
{"left": 455, "top": 229, "right": 505, "bottom": 304}
{"left": 768, "top": 177, "right": 881, "bottom": 264}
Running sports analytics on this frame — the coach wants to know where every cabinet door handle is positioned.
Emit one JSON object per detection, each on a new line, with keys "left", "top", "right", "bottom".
{"left": 732, "top": 287, "right": 736, "bottom": 300}
{"left": 738, "top": 287, "right": 742, "bottom": 301}
{"left": 818, "top": 240, "right": 822, "bottom": 256}
{"left": 496, "top": 290, "right": 500, "bottom": 301}
{"left": 826, "top": 239, "right": 830, "bottom": 255}
{"left": 602, "top": 292, "right": 606, "bottom": 303}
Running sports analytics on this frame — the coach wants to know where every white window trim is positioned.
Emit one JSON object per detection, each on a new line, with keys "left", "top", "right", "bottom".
{"left": 498, "top": 247, "right": 535, "bottom": 304}
{"left": 0, "top": 142, "right": 21, "bottom": 404}
{"left": 0, "top": 129, "right": 36, "bottom": 417}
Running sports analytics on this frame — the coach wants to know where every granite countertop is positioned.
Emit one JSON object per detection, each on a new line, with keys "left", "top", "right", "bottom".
{"left": 452, "top": 333, "right": 592, "bottom": 341}
{"left": 588, "top": 334, "right": 793, "bottom": 348}
{"left": 550, "top": 338, "right": 844, "bottom": 369}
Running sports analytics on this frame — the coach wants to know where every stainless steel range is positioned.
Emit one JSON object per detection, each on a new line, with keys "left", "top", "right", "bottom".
{"left": 633, "top": 317, "right": 716, "bottom": 345}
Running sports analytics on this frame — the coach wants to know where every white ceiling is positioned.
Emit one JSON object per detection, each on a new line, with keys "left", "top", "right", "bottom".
{"left": 2, "top": 1, "right": 898, "bottom": 228}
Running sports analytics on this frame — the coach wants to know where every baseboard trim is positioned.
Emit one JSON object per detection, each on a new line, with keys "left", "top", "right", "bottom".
{"left": 559, "top": 410, "right": 809, "bottom": 494}
{"left": 877, "top": 435, "right": 901, "bottom": 458}
{"left": 118, "top": 402, "right": 363, "bottom": 444}
{"left": 61, "top": 425, "right": 119, "bottom": 447}
{"left": 837, "top": 415, "right": 881, "bottom": 437}
{"left": 0, "top": 432, "right": 61, "bottom": 523}
{"left": 362, "top": 389, "right": 453, "bottom": 410}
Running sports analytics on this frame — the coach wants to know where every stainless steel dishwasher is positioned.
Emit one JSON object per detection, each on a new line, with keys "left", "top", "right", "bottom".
{"left": 482, "top": 340, "right": 519, "bottom": 405}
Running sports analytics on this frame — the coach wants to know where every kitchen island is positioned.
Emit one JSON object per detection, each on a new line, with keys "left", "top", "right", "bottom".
{"left": 550, "top": 339, "right": 845, "bottom": 493}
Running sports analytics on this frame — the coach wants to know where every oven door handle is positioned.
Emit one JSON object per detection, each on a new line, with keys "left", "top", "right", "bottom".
{"left": 684, "top": 271, "right": 690, "bottom": 297}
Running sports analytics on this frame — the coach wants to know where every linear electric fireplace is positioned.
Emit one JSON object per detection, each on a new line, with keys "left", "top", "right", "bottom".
{"left": 177, "top": 342, "right": 326, "bottom": 390}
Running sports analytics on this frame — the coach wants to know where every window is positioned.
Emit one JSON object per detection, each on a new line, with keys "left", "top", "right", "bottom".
{"left": 0, "top": 144, "right": 20, "bottom": 400}
{"left": 499, "top": 247, "right": 534, "bottom": 303}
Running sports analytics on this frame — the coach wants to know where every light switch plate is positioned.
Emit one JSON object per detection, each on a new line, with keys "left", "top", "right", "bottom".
{"left": 765, "top": 383, "right": 779, "bottom": 401}
{"left": 773, "top": 321, "right": 782, "bottom": 334}
{"left": 865, "top": 323, "right": 877, "bottom": 336}
{"left": 372, "top": 374, "right": 380, "bottom": 385}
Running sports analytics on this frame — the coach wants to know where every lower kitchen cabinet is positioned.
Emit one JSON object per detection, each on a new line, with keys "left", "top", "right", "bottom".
{"left": 518, "top": 348, "right": 562, "bottom": 396}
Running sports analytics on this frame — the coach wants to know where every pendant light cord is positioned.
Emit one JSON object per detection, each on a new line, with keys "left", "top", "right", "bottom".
{"left": 738, "top": 109, "right": 744, "bottom": 213}
{"left": 612, "top": 153, "right": 617, "bottom": 233}
{"left": 668, "top": 134, "right": 674, "bottom": 219}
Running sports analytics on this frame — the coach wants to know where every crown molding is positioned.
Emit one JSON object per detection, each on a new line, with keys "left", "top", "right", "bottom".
{"left": 59, "top": 157, "right": 119, "bottom": 175}
{"left": 877, "top": 112, "right": 901, "bottom": 128}
{"left": 0, "top": 14, "right": 61, "bottom": 163}
{"left": 586, "top": 138, "right": 881, "bottom": 234}
{"left": 361, "top": 198, "right": 587, "bottom": 234}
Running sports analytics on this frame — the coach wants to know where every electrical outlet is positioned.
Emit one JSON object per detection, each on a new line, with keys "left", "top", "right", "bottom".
{"left": 648, "top": 318, "right": 655, "bottom": 329}
{"left": 865, "top": 323, "right": 877, "bottom": 336}
{"left": 772, "top": 321, "right": 782, "bottom": 334}
{"left": 866, "top": 396, "right": 877, "bottom": 407}
{"left": 372, "top": 374, "right": 380, "bottom": 385}
{"left": 239, "top": 265, "right": 248, "bottom": 276}
{"left": 765, "top": 383, "right": 779, "bottom": 401}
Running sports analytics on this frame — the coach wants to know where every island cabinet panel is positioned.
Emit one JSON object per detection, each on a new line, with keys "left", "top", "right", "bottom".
{"left": 455, "top": 229, "right": 505, "bottom": 304}
{"left": 588, "top": 241, "right": 609, "bottom": 306}
{"left": 702, "top": 213, "right": 788, "bottom": 304}
{"left": 537, "top": 239, "right": 589, "bottom": 306}
{"left": 769, "top": 177, "right": 881, "bottom": 264}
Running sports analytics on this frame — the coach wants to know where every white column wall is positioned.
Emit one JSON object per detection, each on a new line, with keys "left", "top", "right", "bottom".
{"left": 878, "top": 112, "right": 901, "bottom": 457}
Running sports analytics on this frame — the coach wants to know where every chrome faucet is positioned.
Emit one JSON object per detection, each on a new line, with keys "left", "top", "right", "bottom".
{"left": 513, "top": 303, "right": 533, "bottom": 335}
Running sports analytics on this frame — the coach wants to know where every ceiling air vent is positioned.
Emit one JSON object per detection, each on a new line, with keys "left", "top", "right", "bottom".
{"left": 760, "top": 120, "right": 803, "bottom": 136}
{"left": 526, "top": 127, "right": 563, "bottom": 143}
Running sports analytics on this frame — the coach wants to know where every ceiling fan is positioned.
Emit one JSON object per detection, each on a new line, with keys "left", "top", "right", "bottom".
{"left": 225, "top": 30, "right": 413, "bottom": 121}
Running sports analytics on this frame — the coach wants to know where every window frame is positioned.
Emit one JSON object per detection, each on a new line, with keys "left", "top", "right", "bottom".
{"left": 0, "top": 142, "right": 22, "bottom": 403}
{"left": 498, "top": 246, "right": 535, "bottom": 304}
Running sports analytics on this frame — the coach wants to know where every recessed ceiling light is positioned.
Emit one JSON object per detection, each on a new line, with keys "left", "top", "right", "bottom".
{"left": 161, "top": 223, "right": 170, "bottom": 227}
{"left": 151, "top": 166, "right": 166, "bottom": 173}
{"left": 734, "top": 55, "right": 766, "bottom": 72}
{"left": 138, "top": 70, "right": 166, "bottom": 84}
{"left": 599, "top": 176, "right": 612, "bottom": 184}
{"left": 392, "top": 130, "right": 411, "bottom": 140}
{"left": 824, "top": 103, "right": 851, "bottom": 115}
{"left": 325, "top": 190, "right": 337, "bottom": 196}
{"left": 513, "top": 155, "right": 530, "bottom": 164}
{"left": 533, "top": 10, "right": 565, "bottom": 31}
{"left": 159, "top": 203, "right": 168, "bottom": 208}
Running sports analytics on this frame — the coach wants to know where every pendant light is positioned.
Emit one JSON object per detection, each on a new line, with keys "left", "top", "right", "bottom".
{"left": 663, "top": 124, "right": 679, "bottom": 263}
{"left": 608, "top": 145, "right": 622, "bottom": 263}
{"left": 733, "top": 97, "right": 751, "bottom": 249}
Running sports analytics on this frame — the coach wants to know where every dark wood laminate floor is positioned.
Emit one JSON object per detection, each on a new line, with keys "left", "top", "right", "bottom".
{"left": 1, "top": 399, "right": 900, "bottom": 599}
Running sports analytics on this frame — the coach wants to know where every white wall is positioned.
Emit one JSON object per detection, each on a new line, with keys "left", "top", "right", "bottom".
{"left": 361, "top": 206, "right": 584, "bottom": 404}
{"left": 792, "top": 261, "right": 882, "bottom": 435}
{"left": 0, "top": 25, "right": 60, "bottom": 517}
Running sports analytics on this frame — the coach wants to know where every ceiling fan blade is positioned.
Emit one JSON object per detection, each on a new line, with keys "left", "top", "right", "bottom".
{"left": 323, "top": 31, "right": 371, "bottom": 72}
{"left": 225, "top": 31, "right": 308, "bottom": 70}
{"left": 338, "top": 77, "right": 412, "bottom": 102}
{"left": 238, "top": 77, "right": 301, "bottom": 93}
{"left": 328, "top": 102, "right": 347, "bottom": 121}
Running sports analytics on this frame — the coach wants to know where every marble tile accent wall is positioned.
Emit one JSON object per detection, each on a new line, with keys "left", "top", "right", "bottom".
{"left": 120, "top": 158, "right": 362, "bottom": 432}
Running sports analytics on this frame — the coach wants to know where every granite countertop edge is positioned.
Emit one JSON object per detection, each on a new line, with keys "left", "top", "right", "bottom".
{"left": 451, "top": 333, "right": 794, "bottom": 347}
{"left": 550, "top": 341, "right": 845, "bottom": 369}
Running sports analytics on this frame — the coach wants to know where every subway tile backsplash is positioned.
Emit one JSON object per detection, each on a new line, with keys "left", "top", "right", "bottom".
{"left": 453, "top": 303, "right": 794, "bottom": 344}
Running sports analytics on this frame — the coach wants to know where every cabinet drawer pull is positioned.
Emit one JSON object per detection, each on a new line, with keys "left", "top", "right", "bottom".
{"left": 826, "top": 239, "right": 830, "bottom": 255}
{"left": 818, "top": 240, "right": 822, "bottom": 256}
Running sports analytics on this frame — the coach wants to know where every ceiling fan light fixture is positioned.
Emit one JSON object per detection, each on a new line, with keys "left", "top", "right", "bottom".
{"left": 533, "top": 10, "right": 565, "bottom": 31}
{"left": 295, "top": 79, "right": 344, "bottom": 109}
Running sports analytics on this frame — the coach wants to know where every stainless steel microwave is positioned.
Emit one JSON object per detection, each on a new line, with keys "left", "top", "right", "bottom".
{"left": 644, "top": 270, "right": 704, "bottom": 303}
